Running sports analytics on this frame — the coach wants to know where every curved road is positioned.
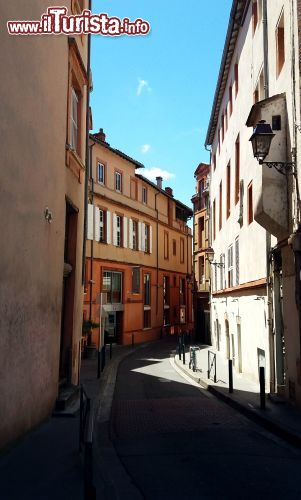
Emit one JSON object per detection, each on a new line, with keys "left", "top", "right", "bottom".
{"left": 109, "top": 338, "right": 301, "bottom": 499}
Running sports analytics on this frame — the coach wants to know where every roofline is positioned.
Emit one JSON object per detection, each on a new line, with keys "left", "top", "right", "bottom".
{"left": 135, "top": 174, "right": 193, "bottom": 216}
{"left": 194, "top": 162, "right": 210, "bottom": 177}
{"left": 205, "top": 0, "right": 249, "bottom": 147}
{"left": 90, "top": 133, "right": 145, "bottom": 169}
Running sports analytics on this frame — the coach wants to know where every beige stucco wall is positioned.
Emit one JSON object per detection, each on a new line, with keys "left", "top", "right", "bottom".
{"left": 0, "top": 1, "right": 87, "bottom": 448}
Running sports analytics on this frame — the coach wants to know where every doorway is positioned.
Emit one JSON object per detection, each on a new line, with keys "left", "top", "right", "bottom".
{"left": 59, "top": 200, "right": 78, "bottom": 382}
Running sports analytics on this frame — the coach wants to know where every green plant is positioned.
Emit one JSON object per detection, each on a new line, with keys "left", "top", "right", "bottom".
{"left": 82, "top": 319, "right": 100, "bottom": 345}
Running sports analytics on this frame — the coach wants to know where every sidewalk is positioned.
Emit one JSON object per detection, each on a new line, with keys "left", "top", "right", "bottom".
{"left": 174, "top": 343, "right": 301, "bottom": 448}
{"left": 0, "top": 343, "right": 134, "bottom": 500}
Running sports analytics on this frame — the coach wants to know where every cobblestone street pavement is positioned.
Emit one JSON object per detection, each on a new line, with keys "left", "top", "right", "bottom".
{"left": 109, "top": 338, "right": 301, "bottom": 499}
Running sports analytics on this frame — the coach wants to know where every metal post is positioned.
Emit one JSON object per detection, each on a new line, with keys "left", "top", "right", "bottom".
{"left": 207, "top": 351, "right": 210, "bottom": 379}
{"left": 179, "top": 335, "right": 182, "bottom": 360}
{"left": 228, "top": 359, "right": 233, "bottom": 393}
{"left": 101, "top": 345, "right": 105, "bottom": 372}
{"left": 260, "top": 366, "right": 266, "bottom": 410}
{"left": 110, "top": 342, "right": 112, "bottom": 360}
{"left": 182, "top": 342, "right": 186, "bottom": 365}
{"left": 97, "top": 350, "right": 101, "bottom": 379}
{"left": 79, "top": 386, "right": 83, "bottom": 451}
{"left": 214, "top": 355, "right": 217, "bottom": 383}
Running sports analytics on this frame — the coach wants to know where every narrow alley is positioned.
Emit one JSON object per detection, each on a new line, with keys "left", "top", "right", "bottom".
{"left": 99, "top": 339, "right": 301, "bottom": 499}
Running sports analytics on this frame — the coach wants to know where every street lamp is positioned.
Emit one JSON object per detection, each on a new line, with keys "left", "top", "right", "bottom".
{"left": 249, "top": 120, "right": 295, "bottom": 175}
{"left": 205, "top": 247, "right": 225, "bottom": 268}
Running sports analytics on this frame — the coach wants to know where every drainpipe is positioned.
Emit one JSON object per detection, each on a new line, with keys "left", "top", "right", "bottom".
{"left": 82, "top": 2, "right": 92, "bottom": 285}
{"left": 263, "top": 0, "right": 275, "bottom": 393}
{"left": 155, "top": 193, "right": 160, "bottom": 315}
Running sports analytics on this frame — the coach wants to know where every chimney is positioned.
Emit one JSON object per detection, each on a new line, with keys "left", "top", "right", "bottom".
{"left": 165, "top": 187, "right": 173, "bottom": 197}
{"left": 156, "top": 176, "right": 163, "bottom": 189}
{"left": 94, "top": 128, "right": 106, "bottom": 143}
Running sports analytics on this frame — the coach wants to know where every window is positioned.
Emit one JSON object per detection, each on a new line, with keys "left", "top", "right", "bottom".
{"left": 97, "top": 162, "right": 105, "bottom": 184}
{"left": 226, "top": 163, "right": 231, "bottom": 219}
{"left": 276, "top": 11, "right": 285, "bottom": 77}
{"left": 163, "top": 276, "right": 170, "bottom": 306}
{"left": 144, "top": 273, "right": 150, "bottom": 305}
{"left": 116, "top": 215, "right": 122, "bottom": 246}
{"left": 144, "top": 224, "right": 150, "bottom": 253}
{"left": 142, "top": 186, "right": 148, "bottom": 204}
{"left": 213, "top": 153, "right": 216, "bottom": 171}
{"left": 132, "top": 220, "right": 138, "bottom": 250}
{"left": 180, "top": 238, "right": 185, "bottom": 263}
{"left": 213, "top": 200, "right": 216, "bottom": 241}
{"left": 235, "top": 237, "right": 239, "bottom": 286}
{"left": 180, "top": 278, "right": 186, "bottom": 305}
{"left": 234, "top": 62, "right": 239, "bottom": 97}
{"left": 228, "top": 245, "right": 233, "bottom": 288}
{"left": 130, "top": 178, "right": 137, "bottom": 200}
{"left": 132, "top": 267, "right": 140, "bottom": 294}
{"left": 172, "top": 239, "right": 177, "bottom": 256}
{"left": 164, "top": 231, "right": 169, "bottom": 260}
{"left": 70, "top": 88, "right": 79, "bottom": 152}
{"left": 220, "top": 254, "right": 224, "bottom": 290}
{"left": 219, "top": 181, "right": 223, "bottom": 230}
{"left": 221, "top": 112, "right": 224, "bottom": 142}
{"left": 252, "top": 0, "right": 258, "bottom": 34}
{"left": 115, "top": 171, "right": 122, "bottom": 192}
{"left": 199, "top": 256, "right": 205, "bottom": 285}
{"left": 199, "top": 216, "right": 205, "bottom": 248}
{"left": 229, "top": 85, "right": 233, "bottom": 115}
{"left": 248, "top": 182, "right": 253, "bottom": 224}
{"left": 99, "top": 209, "right": 106, "bottom": 243}
{"left": 235, "top": 136, "right": 240, "bottom": 204}
{"left": 102, "top": 271, "right": 122, "bottom": 304}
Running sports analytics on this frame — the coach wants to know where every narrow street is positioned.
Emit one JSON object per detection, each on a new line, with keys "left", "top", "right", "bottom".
{"left": 109, "top": 339, "right": 301, "bottom": 499}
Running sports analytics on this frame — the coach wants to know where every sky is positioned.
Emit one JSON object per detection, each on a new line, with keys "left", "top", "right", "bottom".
{"left": 90, "top": 0, "right": 233, "bottom": 208}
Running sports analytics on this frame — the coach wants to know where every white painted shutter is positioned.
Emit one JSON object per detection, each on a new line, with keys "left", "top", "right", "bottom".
{"left": 141, "top": 223, "right": 146, "bottom": 252}
{"left": 106, "top": 211, "right": 111, "bottom": 244}
{"left": 138, "top": 221, "right": 142, "bottom": 251}
{"left": 123, "top": 217, "right": 128, "bottom": 248}
{"left": 128, "top": 219, "right": 133, "bottom": 249}
{"left": 113, "top": 213, "right": 117, "bottom": 246}
{"left": 149, "top": 225, "right": 153, "bottom": 254}
{"left": 94, "top": 207, "right": 100, "bottom": 242}
{"left": 87, "top": 204, "right": 94, "bottom": 240}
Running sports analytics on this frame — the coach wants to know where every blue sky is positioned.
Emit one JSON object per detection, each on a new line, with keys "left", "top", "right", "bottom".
{"left": 90, "top": 1, "right": 232, "bottom": 208}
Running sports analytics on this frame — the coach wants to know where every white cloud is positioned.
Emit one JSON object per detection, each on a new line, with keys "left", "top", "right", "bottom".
{"left": 137, "top": 78, "right": 152, "bottom": 96}
{"left": 142, "top": 167, "right": 175, "bottom": 181}
{"left": 141, "top": 144, "right": 151, "bottom": 154}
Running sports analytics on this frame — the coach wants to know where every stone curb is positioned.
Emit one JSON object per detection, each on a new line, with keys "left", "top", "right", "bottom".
{"left": 174, "top": 354, "right": 301, "bottom": 450}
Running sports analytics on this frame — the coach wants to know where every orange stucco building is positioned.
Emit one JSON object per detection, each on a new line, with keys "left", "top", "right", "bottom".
{"left": 83, "top": 129, "right": 193, "bottom": 346}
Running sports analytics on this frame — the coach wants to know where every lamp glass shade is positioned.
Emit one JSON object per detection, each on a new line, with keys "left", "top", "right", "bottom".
{"left": 249, "top": 121, "right": 275, "bottom": 163}
{"left": 205, "top": 247, "right": 215, "bottom": 263}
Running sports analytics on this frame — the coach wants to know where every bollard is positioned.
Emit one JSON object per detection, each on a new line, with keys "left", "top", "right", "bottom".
{"left": 228, "top": 359, "right": 233, "bottom": 393}
{"left": 182, "top": 343, "right": 186, "bottom": 365}
{"left": 101, "top": 345, "right": 105, "bottom": 372}
{"left": 259, "top": 366, "right": 266, "bottom": 410}
{"left": 178, "top": 336, "right": 182, "bottom": 360}
{"left": 110, "top": 342, "right": 112, "bottom": 360}
{"left": 97, "top": 350, "right": 101, "bottom": 379}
